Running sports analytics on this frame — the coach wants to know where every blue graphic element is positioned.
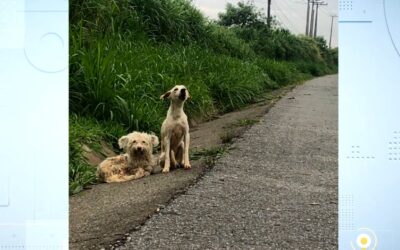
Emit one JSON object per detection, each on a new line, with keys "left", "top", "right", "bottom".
{"left": 0, "top": 0, "right": 68, "bottom": 248}
{"left": 384, "top": 0, "right": 400, "bottom": 57}
{"left": 339, "top": 0, "right": 400, "bottom": 249}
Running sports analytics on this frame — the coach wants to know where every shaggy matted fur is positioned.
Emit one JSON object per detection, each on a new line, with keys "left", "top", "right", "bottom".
{"left": 159, "top": 85, "right": 191, "bottom": 173}
{"left": 97, "top": 132, "right": 159, "bottom": 183}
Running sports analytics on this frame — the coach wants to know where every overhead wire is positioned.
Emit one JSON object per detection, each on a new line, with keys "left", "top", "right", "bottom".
{"left": 273, "top": 0, "right": 303, "bottom": 33}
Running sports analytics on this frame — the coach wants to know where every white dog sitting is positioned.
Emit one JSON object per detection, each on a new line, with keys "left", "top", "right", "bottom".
{"left": 159, "top": 85, "right": 191, "bottom": 173}
{"left": 97, "top": 131, "right": 159, "bottom": 183}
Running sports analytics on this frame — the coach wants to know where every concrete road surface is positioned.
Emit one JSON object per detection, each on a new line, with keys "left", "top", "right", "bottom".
{"left": 119, "top": 75, "right": 338, "bottom": 249}
{"left": 69, "top": 85, "right": 292, "bottom": 250}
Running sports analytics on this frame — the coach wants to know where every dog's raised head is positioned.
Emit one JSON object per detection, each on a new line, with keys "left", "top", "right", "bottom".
{"left": 160, "top": 85, "right": 190, "bottom": 102}
{"left": 118, "top": 132, "right": 159, "bottom": 159}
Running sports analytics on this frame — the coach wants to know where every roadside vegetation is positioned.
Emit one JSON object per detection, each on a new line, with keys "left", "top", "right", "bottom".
{"left": 69, "top": 0, "right": 338, "bottom": 194}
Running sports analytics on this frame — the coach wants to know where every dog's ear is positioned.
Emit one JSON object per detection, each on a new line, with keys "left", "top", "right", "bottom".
{"left": 118, "top": 135, "right": 129, "bottom": 150}
{"left": 160, "top": 91, "right": 171, "bottom": 100}
{"left": 149, "top": 133, "right": 159, "bottom": 147}
{"left": 182, "top": 85, "right": 191, "bottom": 100}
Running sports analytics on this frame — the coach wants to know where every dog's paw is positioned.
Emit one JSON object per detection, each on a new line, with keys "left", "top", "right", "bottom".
{"left": 183, "top": 163, "right": 191, "bottom": 170}
{"left": 162, "top": 168, "right": 170, "bottom": 173}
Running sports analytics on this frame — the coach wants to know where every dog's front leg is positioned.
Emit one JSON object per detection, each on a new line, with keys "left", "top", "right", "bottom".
{"left": 183, "top": 131, "right": 191, "bottom": 169}
{"left": 170, "top": 149, "right": 178, "bottom": 168}
{"left": 162, "top": 134, "right": 171, "bottom": 173}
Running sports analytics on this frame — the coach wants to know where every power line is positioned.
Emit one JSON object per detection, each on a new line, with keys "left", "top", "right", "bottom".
{"left": 254, "top": 0, "right": 301, "bottom": 33}
{"left": 306, "top": 0, "right": 327, "bottom": 37}
{"left": 288, "top": 0, "right": 308, "bottom": 4}
{"left": 280, "top": 0, "right": 304, "bottom": 21}
{"left": 314, "top": 1, "right": 327, "bottom": 37}
{"left": 273, "top": 0, "right": 302, "bottom": 33}
{"left": 267, "top": 0, "right": 272, "bottom": 28}
{"left": 256, "top": 0, "right": 336, "bottom": 43}
{"left": 329, "top": 15, "right": 338, "bottom": 48}
{"left": 268, "top": 6, "right": 293, "bottom": 31}
{"left": 319, "top": 5, "right": 335, "bottom": 16}
{"left": 256, "top": 0, "right": 325, "bottom": 35}
{"left": 309, "top": 1, "right": 315, "bottom": 36}
{"left": 291, "top": 0, "right": 313, "bottom": 36}
{"left": 273, "top": 15, "right": 289, "bottom": 30}
{"left": 305, "top": 0, "right": 311, "bottom": 35}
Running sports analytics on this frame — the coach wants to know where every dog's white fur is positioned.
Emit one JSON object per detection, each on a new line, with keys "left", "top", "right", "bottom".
{"left": 97, "top": 131, "right": 159, "bottom": 183}
{"left": 159, "top": 85, "right": 191, "bottom": 173}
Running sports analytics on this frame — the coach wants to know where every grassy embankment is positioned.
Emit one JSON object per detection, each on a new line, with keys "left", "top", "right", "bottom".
{"left": 69, "top": 0, "right": 338, "bottom": 194}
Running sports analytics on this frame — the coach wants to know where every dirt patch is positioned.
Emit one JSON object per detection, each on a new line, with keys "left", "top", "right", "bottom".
{"left": 83, "top": 141, "right": 117, "bottom": 166}
{"left": 69, "top": 85, "right": 296, "bottom": 250}
{"left": 190, "top": 88, "right": 290, "bottom": 150}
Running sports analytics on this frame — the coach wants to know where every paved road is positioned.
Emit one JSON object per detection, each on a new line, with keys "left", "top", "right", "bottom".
{"left": 119, "top": 75, "right": 338, "bottom": 249}
{"left": 70, "top": 85, "right": 292, "bottom": 250}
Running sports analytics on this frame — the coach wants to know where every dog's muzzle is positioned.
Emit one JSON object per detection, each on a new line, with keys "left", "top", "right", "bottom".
{"left": 179, "top": 89, "right": 186, "bottom": 100}
{"left": 132, "top": 147, "right": 144, "bottom": 155}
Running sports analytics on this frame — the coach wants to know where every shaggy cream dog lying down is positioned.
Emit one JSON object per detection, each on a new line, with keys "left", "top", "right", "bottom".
{"left": 97, "top": 132, "right": 159, "bottom": 183}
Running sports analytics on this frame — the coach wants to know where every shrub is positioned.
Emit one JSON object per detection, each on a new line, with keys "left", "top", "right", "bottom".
{"left": 255, "top": 59, "right": 308, "bottom": 85}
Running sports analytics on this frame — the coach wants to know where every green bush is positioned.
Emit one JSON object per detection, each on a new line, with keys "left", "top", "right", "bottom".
{"left": 292, "top": 61, "right": 329, "bottom": 76}
{"left": 204, "top": 24, "right": 255, "bottom": 59}
{"left": 255, "top": 59, "right": 309, "bottom": 85}
{"left": 130, "top": 0, "right": 208, "bottom": 44}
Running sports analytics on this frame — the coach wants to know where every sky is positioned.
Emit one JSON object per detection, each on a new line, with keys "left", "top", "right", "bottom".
{"left": 193, "top": 0, "right": 338, "bottom": 48}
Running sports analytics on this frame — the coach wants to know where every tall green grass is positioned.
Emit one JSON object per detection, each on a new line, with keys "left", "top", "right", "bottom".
{"left": 69, "top": 115, "right": 125, "bottom": 194}
{"left": 70, "top": 39, "right": 277, "bottom": 130}
{"left": 69, "top": 0, "right": 338, "bottom": 193}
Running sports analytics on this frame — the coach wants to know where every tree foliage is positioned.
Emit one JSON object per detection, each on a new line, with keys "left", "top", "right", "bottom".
{"left": 218, "top": 2, "right": 268, "bottom": 29}
{"left": 217, "top": 1, "right": 334, "bottom": 63}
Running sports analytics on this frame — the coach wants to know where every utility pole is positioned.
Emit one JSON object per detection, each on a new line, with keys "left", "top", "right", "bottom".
{"left": 267, "top": 0, "right": 272, "bottom": 29}
{"left": 305, "top": 0, "right": 311, "bottom": 36}
{"left": 313, "top": 2, "right": 327, "bottom": 38}
{"left": 329, "top": 15, "right": 338, "bottom": 48}
{"left": 309, "top": 1, "right": 316, "bottom": 37}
